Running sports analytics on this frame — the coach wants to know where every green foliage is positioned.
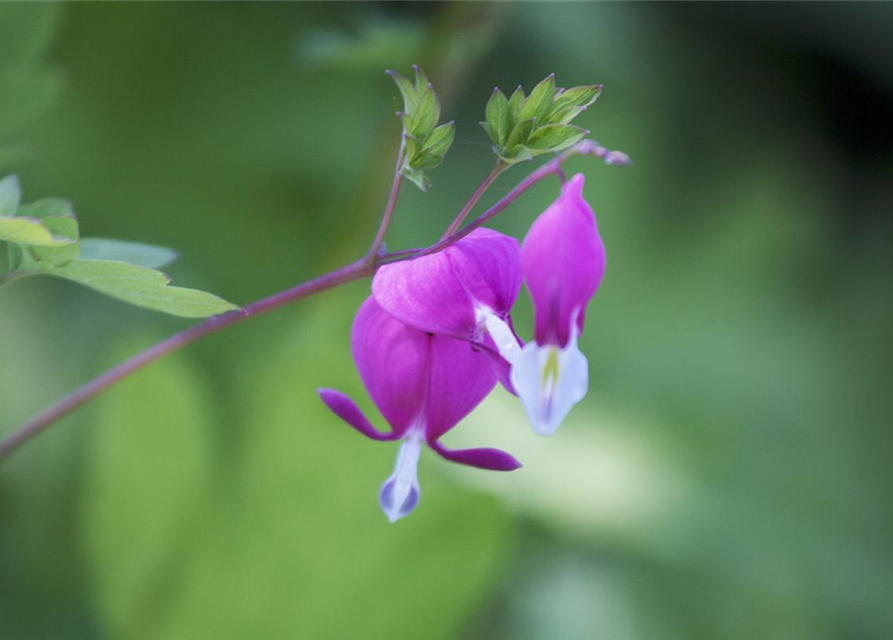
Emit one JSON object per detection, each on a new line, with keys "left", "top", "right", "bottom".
{"left": 0, "top": 4, "right": 62, "bottom": 168}
{"left": 81, "top": 337, "right": 215, "bottom": 640}
{"left": 388, "top": 66, "right": 455, "bottom": 191}
{"left": 482, "top": 74, "right": 599, "bottom": 164}
{"left": 0, "top": 175, "right": 237, "bottom": 317}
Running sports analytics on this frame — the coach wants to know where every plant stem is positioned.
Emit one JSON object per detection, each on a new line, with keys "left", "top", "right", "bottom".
{"left": 0, "top": 140, "right": 621, "bottom": 463}
{"left": 366, "top": 137, "right": 406, "bottom": 261}
{"left": 440, "top": 160, "right": 504, "bottom": 239}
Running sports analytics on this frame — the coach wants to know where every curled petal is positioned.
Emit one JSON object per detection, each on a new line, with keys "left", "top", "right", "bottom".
{"left": 522, "top": 173, "right": 605, "bottom": 347}
{"left": 317, "top": 388, "right": 397, "bottom": 442}
{"left": 373, "top": 228, "right": 522, "bottom": 338}
{"left": 351, "top": 297, "right": 430, "bottom": 436}
{"left": 424, "top": 334, "right": 498, "bottom": 441}
{"left": 429, "top": 439, "right": 522, "bottom": 471}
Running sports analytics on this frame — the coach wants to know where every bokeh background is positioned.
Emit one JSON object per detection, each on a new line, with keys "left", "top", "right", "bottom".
{"left": 2, "top": 3, "right": 892, "bottom": 639}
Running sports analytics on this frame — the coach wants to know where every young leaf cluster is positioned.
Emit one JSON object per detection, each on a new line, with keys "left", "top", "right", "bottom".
{"left": 388, "top": 66, "right": 455, "bottom": 191}
{"left": 482, "top": 74, "right": 601, "bottom": 165}
{"left": 0, "top": 175, "right": 238, "bottom": 318}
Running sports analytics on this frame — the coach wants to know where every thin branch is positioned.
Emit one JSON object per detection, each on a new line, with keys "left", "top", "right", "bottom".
{"left": 366, "top": 137, "right": 406, "bottom": 261}
{"left": 440, "top": 159, "right": 505, "bottom": 239}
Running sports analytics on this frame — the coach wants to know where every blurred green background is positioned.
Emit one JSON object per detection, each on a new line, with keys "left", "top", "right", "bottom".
{"left": 2, "top": 3, "right": 892, "bottom": 639}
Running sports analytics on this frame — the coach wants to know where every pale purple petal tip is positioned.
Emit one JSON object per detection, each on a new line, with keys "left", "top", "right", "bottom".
{"left": 429, "top": 439, "right": 522, "bottom": 471}
{"left": 379, "top": 476, "right": 420, "bottom": 522}
{"left": 317, "top": 388, "right": 396, "bottom": 442}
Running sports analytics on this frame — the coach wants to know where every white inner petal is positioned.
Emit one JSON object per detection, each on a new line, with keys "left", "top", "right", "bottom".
{"left": 510, "top": 335, "right": 589, "bottom": 437}
{"left": 477, "top": 307, "right": 521, "bottom": 364}
{"left": 379, "top": 431, "right": 423, "bottom": 523}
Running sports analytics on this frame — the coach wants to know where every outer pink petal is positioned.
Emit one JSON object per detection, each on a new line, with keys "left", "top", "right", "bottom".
{"left": 317, "top": 388, "right": 397, "bottom": 441}
{"left": 521, "top": 173, "right": 605, "bottom": 347}
{"left": 423, "top": 334, "right": 498, "bottom": 441}
{"left": 428, "top": 439, "right": 522, "bottom": 471}
{"left": 372, "top": 228, "right": 522, "bottom": 339}
{"left": 351, "top": 297, "right": 430, "bottom": 436}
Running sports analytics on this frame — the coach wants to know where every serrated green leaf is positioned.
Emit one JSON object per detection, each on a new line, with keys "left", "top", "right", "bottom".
{"left": 505, "top": 117, "right": 537, "bottom": 151}
{"left": 520, "top": 74, "right": 555, "bottom": 123}
{"left": 79, "top": 238, "right": 178, "bottom": 269}
{"left": 0, "top": 215, "right": 75, "bottom": 248}
{"left": 422, "top": 121, "right": 454, "bottom": 157}
{"left": 508, "top": 86, "right": 525, "bottom": 127}
{"left": 82, "top": 335, "right": 214, "bottom": 640}
{"left": 484, "top": 88, "right": 510, "bottom": 145}
{"left": 409, "top": 84, "right": 439, "bottom": 137}
{"left": 48, "top": 259, "right": 238, "bottom": 318}
{"left": 386, "top": 69, "right": 417, "bottom": 115}
{"left": 549, "top": 84, "right": 602, "bottom": 116}
{"left": 528, "top": 123, "right": 588, "bottom": 152}
{"left": 20, "top": 198, "right": 80, "bottom": 266}
{"left": 0, "top": 174, "right": 21, "bottom": 216}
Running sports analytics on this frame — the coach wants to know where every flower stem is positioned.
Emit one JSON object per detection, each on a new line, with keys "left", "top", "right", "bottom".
{"left": 440, "top": 160, "right": 505, "bottom": 240}
{"left": 0, "top": 140, "right": 627, "bottom": 463}
{"left": 366, "top": 137, "right": 406, "bottom": 262}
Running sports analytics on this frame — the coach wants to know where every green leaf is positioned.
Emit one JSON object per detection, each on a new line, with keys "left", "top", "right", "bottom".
{"left": 421, "top": 121, "right": 455, "bottom": 157}
{"left": 401, "top": 165, "right": 431, "bottom": 192}
{"left": 520, "top": 73, "right": 555, "bottom": 123}
{"left": 549, "top": 84, "right": 602, "bottom": 116}
{"left": 19, "top": 198, "right": 80, "bottom": 266}
{"left": 527, "top": 123, "right": 589, "bottom": 152}
{"left": 484, "top": 88, "right": 510, "bottom": 145}
{"left": 412, "top": 64, "right": 429, "bottom": 94}
{"left": 505, "top": 117, "right": 537, "bottom": 151}
{"left": 0, "top": 174, "right": 21, "bottom": 216}
{"left": 0, "top": 213, "right": 75, "bottom": 249}
{"left": 413, "top": 153, "right": 445, "bottom": 171}
{"left": 49, "top": 259, "right": 239, "bottom": 318}
{"left": 79, "top": 238, "right": 178, "bottom": 269}
{"left": 507, "top": 86, "right": 525, "bottom": 126}
{"left": 548, "top": 104, "right": 587, "bottom": 125}
{"left": 408, "top": 83, "right": 439, "bottom": 137}
{"left": 81, "top": 335, "right": 214, "bottom": 640}
{"left": 386, "top": 69, "right": 417, "bottom": 115}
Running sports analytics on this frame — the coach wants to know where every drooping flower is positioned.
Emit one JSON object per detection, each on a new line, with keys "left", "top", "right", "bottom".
{"left": 318, "top": 296, "right": 521, "bottom": 522}
{"left": 510, "top": 173, "right": 606, "bottom": 436}
{"left": 372, "top": 228, "right": 524, "bottom": 388}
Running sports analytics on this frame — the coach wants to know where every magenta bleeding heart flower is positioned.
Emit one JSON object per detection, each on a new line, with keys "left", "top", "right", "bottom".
{"left": 318, "top": 297, "right": 521, "bottom": 522}
{"left": 511, "top": 173, "right": 606, "bottom": 435}
{"left": 373, "top": 227, "right": 524, "bottom": 388}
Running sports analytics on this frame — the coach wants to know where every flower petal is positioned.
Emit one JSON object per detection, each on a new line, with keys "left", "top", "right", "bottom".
{"left": 373, "top": 228, "right": 522, "bottom": 338}
{"left": 317, "top": 388, "right": 397, "bottom": 441}
{"left": 424, "top": 334, "right": 498, "bottom": 441}
{"left": 429, "top": 439, "right": 522, "bottom": 471}
{"left": 509, "top": 335, "right": 589, "bottom": 436}
{"left": 521, "top": 173, "right": 605, "bottom": 347}
{"left": 351, "top": 297, "right": 430, "bottom": 436}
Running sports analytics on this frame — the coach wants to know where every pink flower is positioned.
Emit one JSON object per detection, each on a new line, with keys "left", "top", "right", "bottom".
{"left": 318, "top": 297, "right": 520, "bottom": 523}
{"left": 511, "top": 173, "right": 606, "bottom": 435}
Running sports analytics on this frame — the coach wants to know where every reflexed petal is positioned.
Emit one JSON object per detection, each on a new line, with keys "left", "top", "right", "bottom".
{"left": 351, "top": 297, "right": 431, "bottom": 436}
{"left": 429, "top": 439, "right": 522, "bottom": 471}
{"left": 424, "top": 334, "right": 498, "bottom": 441}
{"left": 373, "top": 228, "right": 522, "bottom": 338}
{"left": 509, "top": 335, "right": 589, "bottom": 436}
{"left": 317, "top": 388, "right": 397, "bottom": 441}
{"left": 521, "top": 173, "right": 605, "bottom": 347}
{"left": 379, "top": 435, "right": 423, "bottom": 523}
